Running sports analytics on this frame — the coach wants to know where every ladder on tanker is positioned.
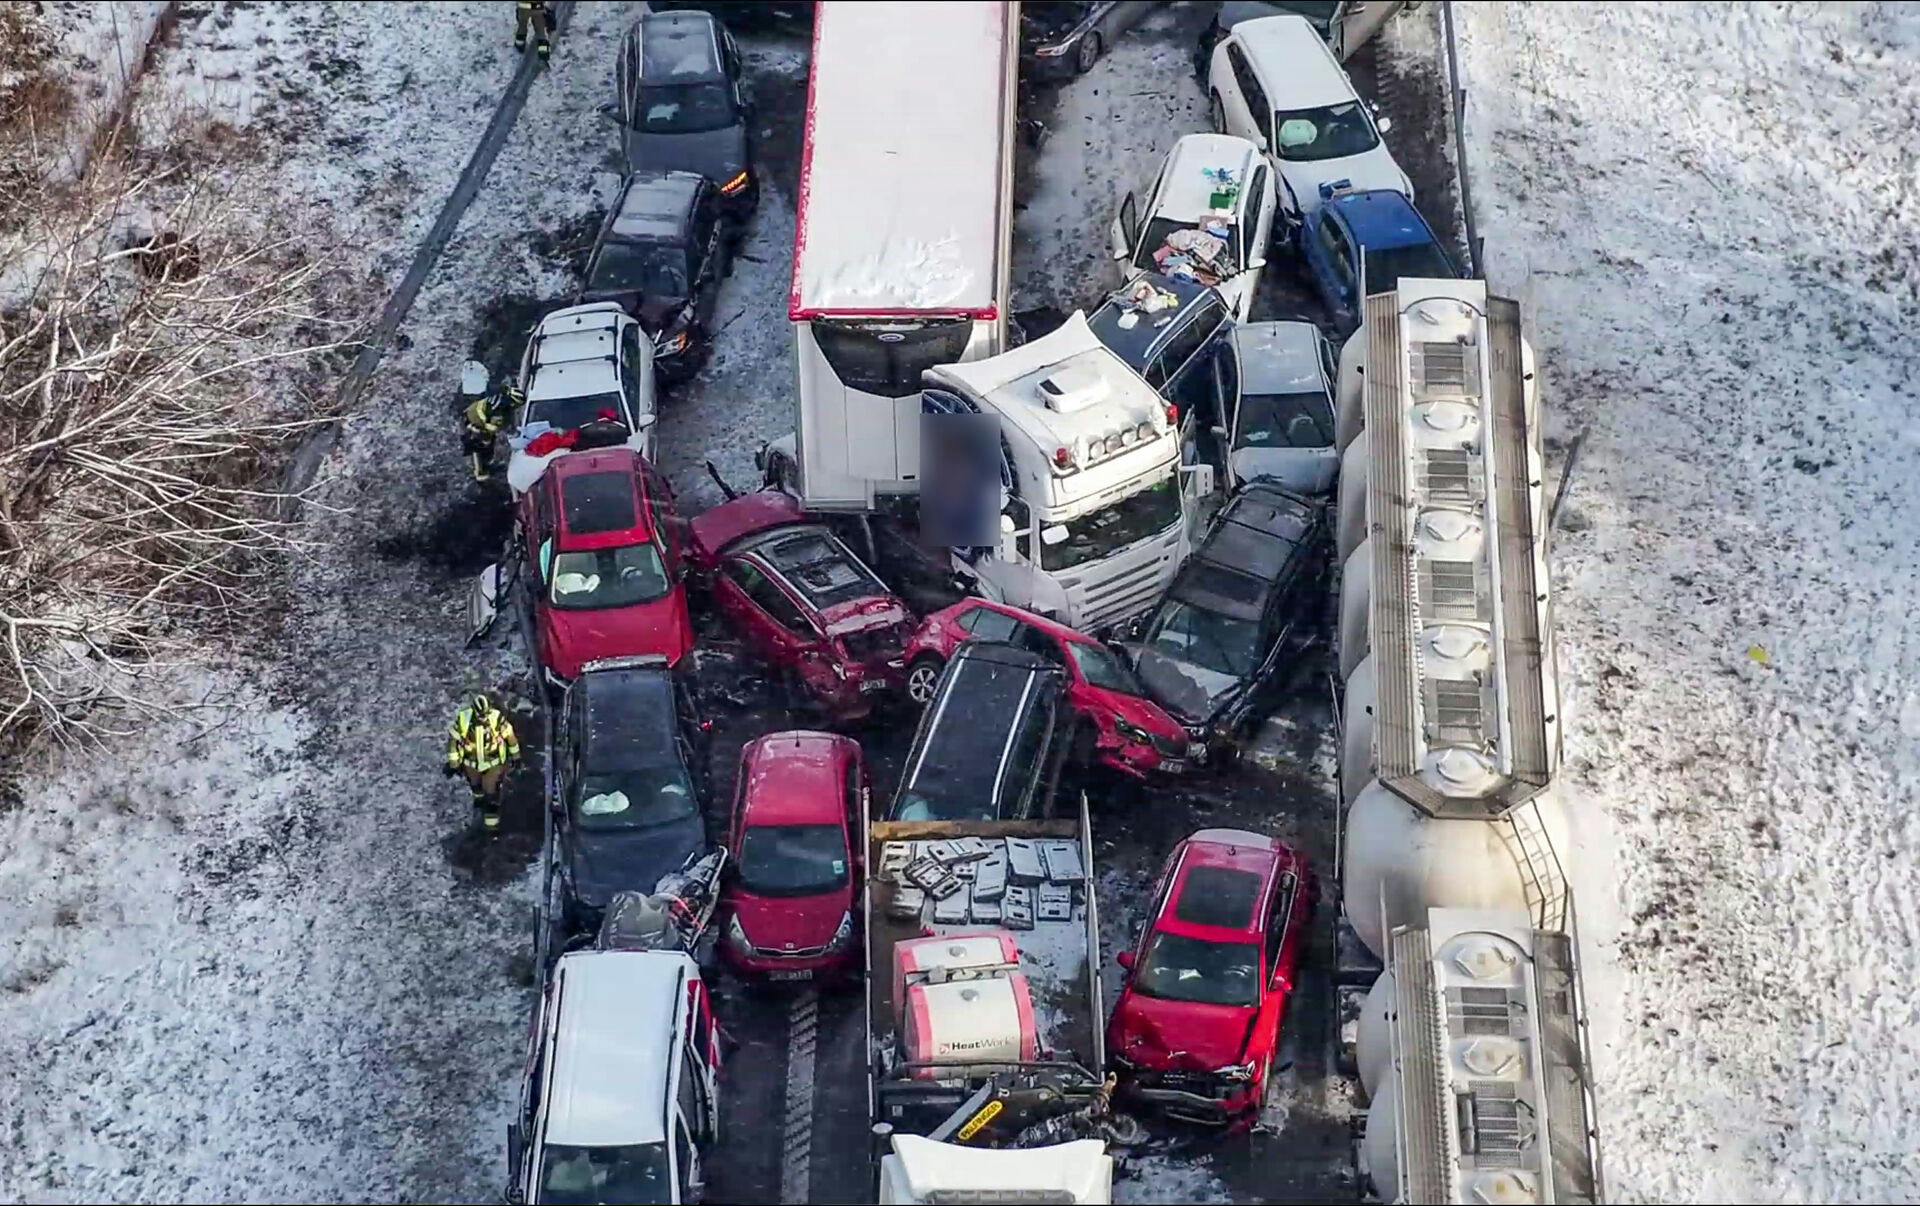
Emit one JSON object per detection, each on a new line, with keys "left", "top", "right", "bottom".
{"left": 1504, "top": 797, "right": 1568, "bottom": 934}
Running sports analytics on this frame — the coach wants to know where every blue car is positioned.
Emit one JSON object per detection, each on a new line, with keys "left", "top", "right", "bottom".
{"left": 1299, "top": 183, "right": 1458, "bottom": 333}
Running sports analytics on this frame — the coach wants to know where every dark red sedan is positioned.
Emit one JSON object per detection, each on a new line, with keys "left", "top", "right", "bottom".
{"left": 687, "top": 492, "right": 913, "bottom": 722}
{"left": 520, "top": 448, "right": 695, "bottom": 687}
{"left": 901, "top": 598, "right": 1195, "bottom": 777}
{"left": 1107, "top": 828, "right": 1314, "bottom": 1127}
{"left": 717, "top": 731, "right": 865, "bottom": 983}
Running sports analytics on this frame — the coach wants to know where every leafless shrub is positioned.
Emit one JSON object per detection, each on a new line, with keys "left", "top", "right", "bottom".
{"left": 0, "top": 146, "right": 362, "bottom": 756}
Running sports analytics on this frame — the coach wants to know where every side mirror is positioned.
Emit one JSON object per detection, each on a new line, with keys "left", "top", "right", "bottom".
{"left": 1251, "top": 129, "right": 1269, "bottom": 152}
{"left": 1210, "top": 424, "right": 1229, "bottom": 437}
{"left": 1116, "top": 950, "right": 1136, "bottom": 971}
{"left": 505, "top": 1124, "right": 526, "bottom": 1204}
{"left": 1108, "top": 212, "right": 1132, "bottom": 262}
{"left": 467, "top": 563, "right": 502, "bottom": 646}
{"left": 635, "top": 412, "right": 658, "bottom": 430}
{"left": 1039, "top": 525, "right": 1069, "bottom": 548}
{"left": 1000, "top": 513, "right": 1017, "bottom": 535}
{"left": 597, "top": 100, "right": 619, "bottom": 123}
{"left": 1376, "top": 115, "right": 1393, "bottom": 134}
{"left": 1247, "top": 253, "right": 1267, "bottom": 271}
{"left": 1181, "top": 462, "right": 1216, "bottom": 498}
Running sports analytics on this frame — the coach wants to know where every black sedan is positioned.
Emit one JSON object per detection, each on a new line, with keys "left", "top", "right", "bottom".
{"left": 614, "top": 8, "right": 759, "bottom": 222}
{"left": 1022, "top": 2, "right": 1154, "bottom": 78}
{"left": 555, "top": 656, "right": 712, "bottom": 934}
{"left": 1124, "top": 484, "right": 1328, "bottom": 765}
{"left": 581, "top": 171, "right": 732, "bottom": 382}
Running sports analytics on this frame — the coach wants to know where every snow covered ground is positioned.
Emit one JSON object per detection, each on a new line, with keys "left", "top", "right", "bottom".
{"left": 1457, "top": 4, "right": 1920, "bottom": 1202}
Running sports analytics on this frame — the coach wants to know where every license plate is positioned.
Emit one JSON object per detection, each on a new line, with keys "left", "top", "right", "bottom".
{"left": 860, "top": 679, "right": 888, "bottom": 694}
{"left": 1160, "top": 759, "right": 1187, "bottom": 774}
{"left": 769, "top": 969, "right": 813, "bottom": 982}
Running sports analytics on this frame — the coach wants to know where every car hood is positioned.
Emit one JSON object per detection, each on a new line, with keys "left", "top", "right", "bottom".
{"left": 568, "top": 818, "right": 708, "bottom": 909}
{"left": 1134, "top": 647, "right": 1240, "bottom": 725}
{"left": 1084, "top": 687, "right": 1188, "bottom": 742}
{"left": 626, "top": 125, "right": 748, "bottom": 187}
{"left": 1281, "top": 148, "right": 1409, "bottom": 215}
{"left": 728, "top": 887, "right": 850, "bottom": 951}
{"left": 1229, "top": 446, "right": 1338, "bottom": 497}
{"left": 1224, "top": 1, "right": 1330, "bottom": 37}
{"left": 1112, "top": 991, "right": 1257, "bottom": 1073}
{"left": 541, "top": 589, "right": 694, "bottom": 679}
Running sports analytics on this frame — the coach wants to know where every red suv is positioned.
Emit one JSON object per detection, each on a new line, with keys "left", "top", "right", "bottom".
{"left": 902, "top": 598, "right": 1194, "bottom": 777}
{"left": 1107, "top": 828, "right": 1314, "bottom": 1127}
{"left": 520, "top": 448, "right": 695, "bottom": 686}
{"left": 688, "top": 492, "right": 913, "bottom": 722}
{"left": 717, "top": 731, "right": 865, "bottom": 983}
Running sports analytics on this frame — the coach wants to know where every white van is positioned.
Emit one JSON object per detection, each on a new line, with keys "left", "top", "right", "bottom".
{"left": 506, "top": 950, "right": 723, "bottom": 1204}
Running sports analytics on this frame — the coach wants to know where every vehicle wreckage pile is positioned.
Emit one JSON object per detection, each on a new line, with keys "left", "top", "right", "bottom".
{"left": 455, "top": 4, "right": 1605, "bottom": 1203}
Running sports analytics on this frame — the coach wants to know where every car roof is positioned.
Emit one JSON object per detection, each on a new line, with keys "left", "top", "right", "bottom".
{"left": 579, "top": 666, "right": 678, "bottom": 769}
{"left": 1233, "top": 14, "right": 1354, "bottom": 109}
{"left": 742, "top": 731, "right": 854, "bottom": 826}
{"left": 1171, "top": 485, "right": 1319, "bottom": 621}
{"left": 1233, "top": 322, "right": 1324, "bottom": 395}
{"left": 551, "top": 453, "right": 654, "bottom": 549}
{"left": 636, "top": 9, "right": 726, "bottom": 83}
{"left": 738, "top": 524, "right": 887, "bottom": 611}
{"left": 689, "top": 489, "right": 807, "bottom": 557}
{"left": 1159, "top": 830, "right": 1285, "bottom": 940}
{"left": 1327, "top": 188, "right": 1440, "bottom": 249}
{"left": 526, "top": 357, "right": 621, "bottom": 404}
{"left": 901, "top": 643, "right": 1059, "bottom": 815}
{"left": 544, "top": 950, "right": 694, "bottom": 1146}
{"left": 1086, "top": 274, "right": 1223, "bottom": 371}
{"left": 532, "top": 303, "right": 626, "bottom": 356}
{"left": 1155, "top": 134, "right": 1265, "bottom": 223}
{"left": 610, "top": 171, "right": 703, "bottom": 243}
{"left": 962, "top": 598, "right": 1095, "bottom": 648}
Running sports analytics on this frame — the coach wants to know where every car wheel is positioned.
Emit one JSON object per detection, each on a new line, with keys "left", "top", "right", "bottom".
{"left": 904, "top": 655, "right": 944, "bottom": 707}
{"left": 1210, "top": 92, "right": 1226, "bottom": 135}
{"left": 1075, "top": 32, "right": 1101, "bottom": 75}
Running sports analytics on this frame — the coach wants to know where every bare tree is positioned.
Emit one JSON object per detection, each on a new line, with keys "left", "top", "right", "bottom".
{"left": 0, "top": 150, "right": 362, "bottom": 754}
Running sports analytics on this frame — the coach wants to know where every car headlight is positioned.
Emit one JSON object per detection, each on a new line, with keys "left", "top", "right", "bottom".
{"left": 830, "top": 661, "right": 848, "bottom": 680}
{"left": 828, "top": 911, "right": 853, "bottom": 951}
{"left": 657, "top": 329, "right": 691, "bottom": 355}
{"left": 1216, "top": 1061, "right": 1258, "bottom": 1083}
{"left": 1033, "top": 41, "right": 1071, "bottom": 57}
{"left": 1114, "top": 719, "right": 1151, "bottom": 745}
{"left": 726, "top": 912, "right": 753, "bottom": 953}
{"left": 720, "top": 170, "right": 750, "bottom": 196}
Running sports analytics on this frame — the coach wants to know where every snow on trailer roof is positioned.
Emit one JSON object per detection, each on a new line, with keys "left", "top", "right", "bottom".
{"left": 790, "top": 1, "right": 1014, "bottom": 319}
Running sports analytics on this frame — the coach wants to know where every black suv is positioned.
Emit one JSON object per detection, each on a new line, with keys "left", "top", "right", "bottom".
{"left": 888, "top": 642, "right": 1069, "bottom": 823}
{"left": 582, "top": 171, "right": 732, "bottom": 382}
{"left": 615, "top": 9, "right": 759, "bottom": 222}
{"left": 1088, "top": 273, "right": 1238, "bottom": 467}
{"left": 1126, "top": 484, "right": 1328, "bottom": 764}
{"left": 556, "top": 655, "right": 712, "bottom": 933}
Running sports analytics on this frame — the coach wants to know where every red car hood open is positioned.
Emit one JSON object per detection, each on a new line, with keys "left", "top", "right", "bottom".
{"left": 542, "top": 589, "right": 694, "bottom": 679}
{"left": 728, "top": 887, "right": 850, "bottom": 951}
{"left": 1111, "top": 991, "right": 1257, "bottom": 1073}
{"left": 1085, "top": 687, "right": 1187, "bottom": 743}
{"left": 821, "top": 596, "right": 908, "bottom": 637}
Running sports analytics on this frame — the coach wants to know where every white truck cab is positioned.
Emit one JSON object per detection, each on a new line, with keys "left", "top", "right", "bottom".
{"left": 506, "top": 950, "right": 722, "bottom": 1205}
{"left": 923, "top": 312, "right": 1205, "bottom": 633}
{"left": 878, "top": 1135, "right": 1113, "bottom": 1204}
{"left": 1109, "top": 132, "right": 1277, "bottom": 321}
{"left": 508, "top": 302, "right": 659, "bottom": 495}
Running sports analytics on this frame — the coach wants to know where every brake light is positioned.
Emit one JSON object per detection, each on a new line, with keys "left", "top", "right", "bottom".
{"left": 720, "top": 170, "right": 750, "bottom": 196}
{"left": 1166, "top": 404, "right": 1180, "bottom": 425}
{"left": 1054, "top": 446, "right": 1072, "bottom": 468}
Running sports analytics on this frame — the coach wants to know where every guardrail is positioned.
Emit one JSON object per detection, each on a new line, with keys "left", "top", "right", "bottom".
{"left": 1438, "top": 0, "right": 1484, "bottom": 279}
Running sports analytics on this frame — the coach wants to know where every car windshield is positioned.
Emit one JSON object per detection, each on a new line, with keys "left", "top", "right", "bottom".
{"left": 549, "top": 544, "right": 671, "bottom": 611}
{"left": 1066, "top": 640, "right": 1146, "bottom": 695}
{"left": 539, "top": 1141, "right": 671, "bottom": 1205}
{"left": 1271, "top": 101, "right": 1380, "bottom": 163}
{"left": 590, "top": 241, "right": 689, "bottom": 299}
{"left": 1362, "top": 242, "right": 1455, "bottom": 292}
{"left": 1237, "top": 391, "right": 1334, "bottom": 450}
{"left": 1145, "top": 600, "right": 1261, "bottom": 678}
{"left": 737, "top": 823, "right": 849, "bottom": 897}
{"left": 525, "top": 392, "right": 627, "bottom": 434}
{"left": 636, "top": 81, "right": 736, "bottom": 135}
{"left": 1043, "top": 476, "right": 1182, "bottom": 571}
{"left": 1023, "top": 2, "right": 1092, "bottom": 41}
{"left": 1134, "top": 931, "right": 1261, "bottom": 1008}
{"left": 573, "top": 767, "right": 698, "bottom": 832}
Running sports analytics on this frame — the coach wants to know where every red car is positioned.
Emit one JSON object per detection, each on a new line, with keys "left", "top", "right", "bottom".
{"left": 1107, "top": 828, "right": 1314, "bottom": 1126}
{"left": 717, "top": 731, "right": 865, "bottom": 982}
{"left": 520, "top": 448, "right": 695, "bottom": 687}
{"left": 901, "top": 598, "right": 1195, "bottom": 778}
{"left": 687, "top": 491, "right": 913, "bottom": 722}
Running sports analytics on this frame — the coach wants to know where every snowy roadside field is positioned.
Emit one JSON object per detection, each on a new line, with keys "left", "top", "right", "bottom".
{"left": 1457, "top": 4, "right": 1920, "bottom": 1202}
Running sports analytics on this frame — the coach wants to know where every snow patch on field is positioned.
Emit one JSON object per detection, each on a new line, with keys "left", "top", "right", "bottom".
{"left": 1457, "top": 4, "right": 1920, "bottom": 1202}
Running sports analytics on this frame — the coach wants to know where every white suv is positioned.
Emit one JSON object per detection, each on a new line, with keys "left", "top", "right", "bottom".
{"left": 1109, "top": 132, "right": 1277, "bottom": 322}
{"left": 508, "top": 302, "right": 659, "bottom": 494}
{"left": 506, "top": 950, "right": 722, "bottom": 1204}
{"left": 1207, "top": 13, "right": 1410, "bottom": 231}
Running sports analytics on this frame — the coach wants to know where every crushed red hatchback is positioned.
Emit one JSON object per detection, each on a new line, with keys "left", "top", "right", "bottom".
{"left": 518, "top": 448, "right": 695, "bottom": 687}
{"left": 1107, "top": 828, "right": 1314, "bottom": 1126}
{"left": 901, "top": 598, "right": 1195, "bottom": 778}
{"left": 687, "top": 491, "right": 913, "bottom": 722}
{"left": 717, "top": 731, "right": 865, "bottom": 983}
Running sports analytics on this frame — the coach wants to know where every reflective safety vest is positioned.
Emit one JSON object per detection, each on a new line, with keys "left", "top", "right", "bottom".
{"left": 447, "top": 706, "right": 520, "bottom": 773}
{"left": 464, "top": 392, "right": 513, "bottom": 438}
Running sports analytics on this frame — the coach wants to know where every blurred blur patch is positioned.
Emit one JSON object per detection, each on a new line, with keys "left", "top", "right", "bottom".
{"left": 920, "top": 412, "right": 1003, "bottom": 548}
